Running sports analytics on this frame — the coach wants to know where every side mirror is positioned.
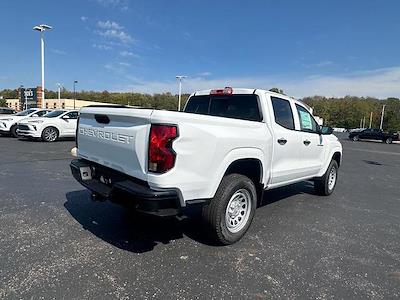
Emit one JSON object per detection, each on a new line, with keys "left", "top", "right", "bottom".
{"left": 32, "top": 113, "right": 39, "bottom": 117}
{"left": 321, "top": 126, "right": 334, "bottom": 135}
{"left": 62, "top": 115, "right": 70, "bottom": 120}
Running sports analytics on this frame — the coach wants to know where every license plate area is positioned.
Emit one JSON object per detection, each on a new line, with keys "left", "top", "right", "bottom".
{"left": 80, "top": 166, "right": 92, "bottom": 181}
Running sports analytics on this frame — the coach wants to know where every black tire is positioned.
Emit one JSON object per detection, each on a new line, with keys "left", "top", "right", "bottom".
{"left": 385, "top": 137, "right": 393, "bottom": 144}
{"left": 10, "top": 125, "right": 19, "bottom": 138}
{"left": 41, "top": 126, "right": 59, "bottom": 142}
{"left": 314, "top": 160, "right": 339, "bottom": 196}
{"left": 202, "top": 174, "right": 257, "bottom": 245}
{"left": 352, "top": 135, "right": 359, "bottom": 141}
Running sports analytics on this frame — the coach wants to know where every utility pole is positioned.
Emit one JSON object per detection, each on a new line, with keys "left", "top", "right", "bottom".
{"left": 379, "top": 105, "right": 386, "bottom": 130}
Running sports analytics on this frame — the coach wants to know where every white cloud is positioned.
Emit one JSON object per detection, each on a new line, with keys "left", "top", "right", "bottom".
{"left": 315, "top": 61, "right": 334, "bottom": 67}
{"left": 198, "top": 72, "right": 212, "bottom": 77}
{"left": 97, "top": 20, "right": 123, "bottom": 30}
{"left": 97, "top": 29, "right": 134, "bottom": 44}
{"left": 119, "top": 50, "right": 138, "bottom": 57}
{"left": 118, "top": 62, "right": 131, "bottom": 66}
{"left": 94, "top": 0, "right": 128, "bottom": 10}
{"left": 114, "top": 67, "right": 400, "bottom": 98}
{"left": 92, "top": 44, "right": 112, "bottom": 50}
{"left": 95, "top": 21, "right": 134, "bottom": 44}
{"left": 80, "top": 16, "right": 88, "bottom": 22}
{"left": 51, "top": 49, "right": 66, "bottom": 55}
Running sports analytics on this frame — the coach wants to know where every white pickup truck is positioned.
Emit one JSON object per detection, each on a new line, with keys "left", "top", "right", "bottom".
{"left": 70, "top": 87, "right": 342, "bottom": 244}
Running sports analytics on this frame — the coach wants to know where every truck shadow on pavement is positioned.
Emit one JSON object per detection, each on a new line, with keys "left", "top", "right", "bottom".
{"left": 64, "top": 182, "right": 316, "bottom": 253}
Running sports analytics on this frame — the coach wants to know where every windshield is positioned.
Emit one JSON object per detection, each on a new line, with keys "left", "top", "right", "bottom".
{"left": 44, "top": 110, "right": 66, "bottom": 118}
{"left": 15, "top": 109, "right": 37, "bottom": 116}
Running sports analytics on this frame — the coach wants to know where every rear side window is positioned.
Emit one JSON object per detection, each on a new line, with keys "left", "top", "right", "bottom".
{"left": 184, "top": 95, "right": 262, "bottom": 122}
{"left": 271, "top": 97, "right": 295, "bottom": 130}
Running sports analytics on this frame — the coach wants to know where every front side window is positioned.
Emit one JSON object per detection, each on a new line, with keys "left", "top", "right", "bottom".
{"left": 65, "top": 111, "right": 78, "bottom": 119}
{"left": 296, "top": 104, "right": 318, "bottom": 133}
{"left": 45, "top": 110, "right": 66, "bottom": 118}
{"left": 36, "top": 110, "right": 49, "bottom": 117}
{"left": 271, "top": 97, "right": 295, "bottom": 130}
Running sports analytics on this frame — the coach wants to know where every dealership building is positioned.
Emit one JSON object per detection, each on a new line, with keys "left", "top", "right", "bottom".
{"left": 5, "top": 86, "right": 107, "bottom": 111}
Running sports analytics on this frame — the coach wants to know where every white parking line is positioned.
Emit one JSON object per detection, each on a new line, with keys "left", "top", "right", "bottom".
{"left": 346, "top": 147, "right": 400, "bottom": 156}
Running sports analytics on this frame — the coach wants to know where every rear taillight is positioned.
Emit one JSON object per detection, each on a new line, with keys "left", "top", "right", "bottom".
{"left": 148, "top": 124, "right": 178, "bottom": 173}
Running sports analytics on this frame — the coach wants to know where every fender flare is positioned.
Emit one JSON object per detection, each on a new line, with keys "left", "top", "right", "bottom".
{"left": 208, "top": 147, "right": 266, "bottom": 199}
{"left": 317, "top": 147, "right": 342, "bottom": 177}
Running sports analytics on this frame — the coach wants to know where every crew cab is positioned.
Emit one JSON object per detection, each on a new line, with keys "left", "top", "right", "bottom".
{"left": 349, "top": 128, "right": 399, "bottom": 144}
{"left": 0, "top": 108, "right": 51, "bottom": 137}
{"left": 17, "top": 109, "right": 79, "bottom": 142}
{"left": 70, "top": 87, "right": 342, "bottom": 244}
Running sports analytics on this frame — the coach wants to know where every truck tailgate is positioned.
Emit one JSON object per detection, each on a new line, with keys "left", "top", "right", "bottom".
{"left": 77, "top": 107, "right": 153, "bottom": 181}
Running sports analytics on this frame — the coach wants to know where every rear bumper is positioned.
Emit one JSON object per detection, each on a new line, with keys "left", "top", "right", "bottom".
{"left": 70, "top": 159, "right": 181, "bottom": 216}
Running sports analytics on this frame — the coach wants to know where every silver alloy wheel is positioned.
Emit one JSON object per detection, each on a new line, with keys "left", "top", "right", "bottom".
{"left": 328, "top": 166, "right": 337, "bottom": 191}
{"left": 352, "top": 136, "right": 359, "bottom": 141}
{"left": 225, "top": 189, "right": 252, "bottom": 233}
{"left": 43, "top": 127, "right": 58, "bottom": 142}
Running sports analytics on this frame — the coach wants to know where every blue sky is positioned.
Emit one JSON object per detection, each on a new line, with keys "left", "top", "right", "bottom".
{"left": 1, "top": 0, "right": 400, "bottom": 98}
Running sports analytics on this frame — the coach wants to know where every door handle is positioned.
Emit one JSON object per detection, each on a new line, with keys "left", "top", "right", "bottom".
{"left": 277, "top": 138, "right": 287, "bottom": 145}
{"left": 303, "top": 140, "right": 311, "bottom": 146}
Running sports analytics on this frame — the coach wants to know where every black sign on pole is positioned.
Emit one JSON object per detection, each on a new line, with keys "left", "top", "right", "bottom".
{"left": 19, "top": 88, "right": 38, "bottom": 110}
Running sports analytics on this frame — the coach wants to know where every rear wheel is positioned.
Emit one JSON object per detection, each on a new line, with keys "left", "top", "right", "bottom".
{"left": 385, "top": 137, "right": 393, "bottom": 144}
{"left": 41, "top": 127, "right": 59, "bottom": 142}
{"left": 314, "top": 160, "right": 338, "bottom": 196}
{"left": 352, "top": 135, "right": 359, "bottom": 141}
{"left": 10, "top": 125, "right": 18, "bottom": 138}
{"left": 202, "top": 174, "right": 257, "bottom": 245}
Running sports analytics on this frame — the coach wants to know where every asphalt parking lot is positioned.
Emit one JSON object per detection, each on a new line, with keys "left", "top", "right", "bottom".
{"left": 0, "top": 134, "right": 399, "bottom": 299}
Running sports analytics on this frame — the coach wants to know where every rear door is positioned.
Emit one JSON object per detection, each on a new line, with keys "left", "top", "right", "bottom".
{"left": 269, "top": 96, "right": 304, "bottom": 184}
{"left": 295, "top": 104, "right": 324, "bottom": 177}
{"left": 77, "top": 107, "right": 154, "bottom": 181}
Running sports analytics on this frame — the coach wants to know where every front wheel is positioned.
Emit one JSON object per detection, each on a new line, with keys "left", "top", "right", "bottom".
{"left": 202, "top": 174, "right": 257, "bottom": 245}
{"left": 352, "top": 135, "right": 359, "bottom": 141}
{"left": 41, "top": 127, "right": 59, "bottom": 142}
{"left": 10, "top": 125, "right": 19, "bottom": 138}
{"left": 314, "top": 160, "right": 339, "bottom": 196}
{"left": 385, "top": 137, "right": 393, "bottom": 144}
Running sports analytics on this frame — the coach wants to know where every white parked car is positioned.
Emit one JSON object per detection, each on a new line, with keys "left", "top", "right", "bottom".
{"left": 0, "top": 108, "right": 51, "bottom": 137}
{"left": 17, "top": 110, "right": 79, "bottom": 142}
{"left": 71, "top": 88, "right": 342, "bottom": 244}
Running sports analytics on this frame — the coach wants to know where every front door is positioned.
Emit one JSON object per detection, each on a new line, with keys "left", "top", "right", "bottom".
{"left": 295, "top": 104, "right": 324, "bottom": 177}
{"left": 269, "top": 96, "right": 304, "bottom": 184}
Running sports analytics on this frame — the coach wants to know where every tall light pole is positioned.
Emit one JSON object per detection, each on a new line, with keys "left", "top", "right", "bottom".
{"left": 33, "top": 24, "right": 52, "bottom": 109}
{"left": 56, "top": 83, "right": 62, "bottom": 100}
{"left": 379, "top": 104, "right": 386, "bottom": 130}
{"left": 73, "top": 80, "right": 78, "bottom": 109}
{"left": 176, "top": 75, "right": 187, "bottom": 111}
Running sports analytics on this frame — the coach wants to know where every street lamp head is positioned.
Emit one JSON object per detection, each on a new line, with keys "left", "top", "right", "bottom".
{"left": 40, "top": 24, "right": 52, "bottom": 30}
{"left": 33, "top": 24, "right": 52, "bottom": 31}
{"left": 176, "top": 75, "right": 187, "bottom": 80}
{"left": 74, "top": 80, "right": 78, "bottom": 83}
